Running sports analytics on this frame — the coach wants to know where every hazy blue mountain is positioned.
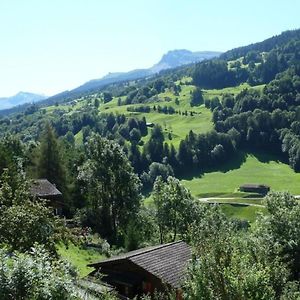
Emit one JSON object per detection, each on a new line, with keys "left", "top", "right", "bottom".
{"left": 0, "top": 92, "right": 46, "bottom": 110}
{"left": 4, "top": 49, "right": 221, "bottom": 110}
{"left": 72, "top": 49, "right": 221, "bottom": 94}
{"left": 150, "top": 50, "right": 222, "bottom": 73}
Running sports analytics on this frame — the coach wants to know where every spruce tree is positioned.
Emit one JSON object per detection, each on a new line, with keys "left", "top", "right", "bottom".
{"left": 36, "top": 123, "right": 68, "bottom": 198}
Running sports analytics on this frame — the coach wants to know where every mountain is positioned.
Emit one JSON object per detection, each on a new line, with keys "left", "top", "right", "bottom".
{"left": 0, "top": 92, "right": 46, "bottom": 110}
{"left": 70, "top": 50, "right": 221, "bottom": 95}
{"left": 0, "top": 49, "right": 220, "bottom": 111}
{"left": 150, "top": 50, "right": 221, "bottom": 73}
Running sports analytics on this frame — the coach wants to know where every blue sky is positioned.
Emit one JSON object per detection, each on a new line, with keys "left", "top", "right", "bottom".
{"left": 0, "top": 0, "right": 299, "bottom": 97}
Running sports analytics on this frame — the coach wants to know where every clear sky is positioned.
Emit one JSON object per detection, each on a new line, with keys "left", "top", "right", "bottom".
{"left": 0, "top": 0, "right": 299, "bottom": 97}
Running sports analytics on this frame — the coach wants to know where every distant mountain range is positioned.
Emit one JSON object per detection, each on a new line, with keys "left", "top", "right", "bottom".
{"left": 0, "top": 49, "right": 221, "bottom": 111}
{"left": 72, "top": 50, "right": 221, "bottom": 94}
{"left": 0, "top": 92, "right": 46, "bottom": 110}
{"left": 151, "top": 50, "right": 221, "bottom": 73}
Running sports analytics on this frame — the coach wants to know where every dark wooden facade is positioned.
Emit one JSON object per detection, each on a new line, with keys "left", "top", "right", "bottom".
{"left": 239, "top": 183, "right": 270, "bottom": 195}
{"left": 88, "top": 241, "right": 191, "bottom": 299}
{"left": 90, "top": 260, "right": 164, "bottom": 298}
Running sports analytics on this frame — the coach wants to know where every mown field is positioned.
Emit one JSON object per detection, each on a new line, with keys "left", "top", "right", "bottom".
{"left": 181, "top": 151, "right": 300, "bottom": 197}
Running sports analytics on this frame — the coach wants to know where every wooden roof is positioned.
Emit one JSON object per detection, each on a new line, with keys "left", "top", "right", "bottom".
{"left": 88, "top": 241, "right": 191, "bottom": 288}
{"left": 240, "top": 183, "right": 270, "bottom": 189}
{"left": 30, "top": 179, "right": 62, "bottom": 198}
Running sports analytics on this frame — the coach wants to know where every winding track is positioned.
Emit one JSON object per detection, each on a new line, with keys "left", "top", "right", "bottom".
{"left": 199, "top": 195, "right": 300, "bottom": 207}
{"left": 198, "top": 197, "right": 265, "bottom": 207}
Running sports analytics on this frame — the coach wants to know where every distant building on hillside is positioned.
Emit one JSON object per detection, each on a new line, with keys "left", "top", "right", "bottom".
{"left": 30, "top": 179, "right": 64, "bottom": 215}
{"left": 88, "top": 241, "right": 191, "bottom": 299}
{"left": 146, "top": 122, "right": 154, "bottom": 127}
{"left": 239, "top": 183, "right": 270, "bottom": 195}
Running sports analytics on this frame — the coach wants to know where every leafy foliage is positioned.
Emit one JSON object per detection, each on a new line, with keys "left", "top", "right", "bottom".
{"left": 0, "top": 245, "right": 77, "bottom": 300}
{"left": 0, "top": 169, "right": 68, "bottom": 252}
{"left": 184, "top": 192, "right": 300, "bottom": 299}
{"left": 213, "top": 68, "right": 300, "bottom": 171}
{"left": 78, "top": 134, "right": 141, "bottom": 242}
{"left": 153, "top": 176, "right": 196, "bottom": 243}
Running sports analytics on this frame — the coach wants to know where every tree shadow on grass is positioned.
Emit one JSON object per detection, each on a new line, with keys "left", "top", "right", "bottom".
{"left": 213, "top": 151, "right": 248, "bottom": 173}
{"left": 247, "top": 148, "right": 287, "bottom": 164}
{"left": 179, "top": 146, "right": 294, "bottom": 183}
{"left": 180, "top": 150, "right": 247, "bottom": 180}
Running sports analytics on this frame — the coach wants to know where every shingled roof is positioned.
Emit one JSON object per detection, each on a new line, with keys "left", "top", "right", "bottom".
{"left": 88, "top": 241, "right": 191, "bottom": 288}
{"left": 30, "top": 179, "right": 62, "bottom": 198}
{"left": 240, "top": 184, "right": 270, "bottom": 189}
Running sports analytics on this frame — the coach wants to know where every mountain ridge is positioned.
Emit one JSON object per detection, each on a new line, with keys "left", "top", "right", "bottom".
{"left": 70, "top": 49, "right": 221, "bottom": 94}
{"left": 0, "top": 92, "right": 47, "bottom": 110}
{"left": 0, "top": 49, "right": 221, "bottom": 112}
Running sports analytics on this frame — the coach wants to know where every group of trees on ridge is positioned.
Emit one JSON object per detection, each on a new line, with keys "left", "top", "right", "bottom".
{"left": 192, "top": 29, "right": 300, "bottom": 89}
{"left": 210, "top": 67, "right": 300, "bottom": 171}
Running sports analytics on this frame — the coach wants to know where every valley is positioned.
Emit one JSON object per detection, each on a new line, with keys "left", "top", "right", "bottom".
{"left": 1, "top": 24, "right": 300, "bottom": 299}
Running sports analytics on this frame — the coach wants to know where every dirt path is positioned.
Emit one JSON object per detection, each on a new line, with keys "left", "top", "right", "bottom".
{"left": 199, "top": 194, "right": 300, "bottom": 207}
{"left": 198, "top": 197, "right": 265, "bottom": 207}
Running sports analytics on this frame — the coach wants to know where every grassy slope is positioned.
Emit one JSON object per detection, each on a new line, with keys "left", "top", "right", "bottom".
{"left": 182, "top": 151, "right": 300, "bottom": 197}
{"left": 204, "top": 83, "right": 265, "bottom": 99}
{"left": 220, "top": 204, "right": 266, "bottom": 223}
{"left": 101, "top": 84, "right": 213, "bottom": 147}
{"left": 43, "top": 81, "right": 264, "bottom": 150}
{"left": 46, "top": 81, "right": 298, "bottom": 223}
{"left": 45, "top": 82, "right": 265, "bottom": 149}
{"left": 57, "top": 243, "right": 104, "bottom": 278}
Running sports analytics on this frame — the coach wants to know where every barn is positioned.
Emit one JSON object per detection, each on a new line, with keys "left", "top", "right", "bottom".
{"left": 30, "top": 179, "right": 64, "bottom": 215}
{"left": 239, "top": 183, "right": 270, "bottom": 195}
{"left": 88, "top": 240, "right": 191, "bottom": 299}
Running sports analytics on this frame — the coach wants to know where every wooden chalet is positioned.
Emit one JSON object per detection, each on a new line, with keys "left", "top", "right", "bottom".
{"left": 30, "top": 179, "right": 64, "bottom": 215}
{"left": 239, "top": 183, "right": 270, "bottom": 195}
{"left": 88, "top": 241, "right": 191, "bottom": 299}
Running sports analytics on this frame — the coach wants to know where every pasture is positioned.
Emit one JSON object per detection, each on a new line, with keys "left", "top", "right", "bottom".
{"left": 181, "top": 151, "right": 300, "bottom": 197}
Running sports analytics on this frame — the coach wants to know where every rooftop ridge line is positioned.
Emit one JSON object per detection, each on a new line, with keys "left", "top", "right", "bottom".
{"left": 127, "top": 240, "right": 184, "bottom": 260}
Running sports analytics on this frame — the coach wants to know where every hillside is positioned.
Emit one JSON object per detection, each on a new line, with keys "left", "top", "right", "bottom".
{"left": 0, "top": 29, "right": 300, "bottom": 224}
{"left": 33, "top": 49, "right": 221, "bottom": 109}
{"left": 221, "top": 28, "right": 300, "bottom": 60}
{"left": 182, "top": 151, "right": 300, "bottom": 197}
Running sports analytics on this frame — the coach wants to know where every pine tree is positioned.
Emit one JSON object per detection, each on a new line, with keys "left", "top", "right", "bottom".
{"left": 36, "top": 123, "right": 68, "bottom": 199}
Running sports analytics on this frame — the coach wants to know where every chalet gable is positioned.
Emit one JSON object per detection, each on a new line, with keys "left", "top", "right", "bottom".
{"left": 30, "top": 179, "right": 62, "bottom": 199}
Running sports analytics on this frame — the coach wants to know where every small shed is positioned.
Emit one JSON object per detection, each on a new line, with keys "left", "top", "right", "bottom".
{"left": 239, "top": 184, "right": 270, "bottom": 195}
{"left": 88, "top": 240, "right": 191, "bottom": 299}
{"left": 30, "top": 179, "right": 63, "bottom": 215}
{"left": 146, "top": 122, "right": 154, "bottom": 128}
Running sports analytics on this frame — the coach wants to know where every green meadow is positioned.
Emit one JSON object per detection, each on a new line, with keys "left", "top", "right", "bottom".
{"left": 101, "top": 84, "right": 213, "bottom": 147}
{"left": 181, "top": 151, "right": 300, "bottom": 197}
{"left": 203, "top": 83, "right": 265, "bottom": 99}
{"left": 220, "top": 204, "right": 267, "bottom": 223}
{"left": 57, "top": 243, "right": 104, "bottom": 277}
